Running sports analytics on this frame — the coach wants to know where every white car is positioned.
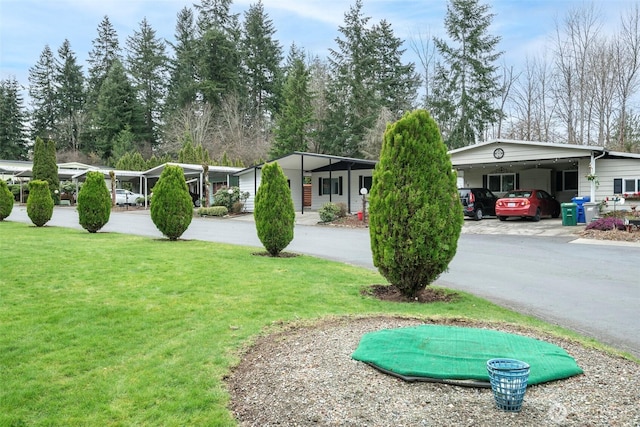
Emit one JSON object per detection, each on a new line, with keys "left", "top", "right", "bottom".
{"left": 111, "top": 189, "right": 144, "bottom": 206}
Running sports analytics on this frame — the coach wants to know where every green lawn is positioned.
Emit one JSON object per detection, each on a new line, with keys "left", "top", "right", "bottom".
{"left": 0, "top": 221, "right": 599, "bottom": 426}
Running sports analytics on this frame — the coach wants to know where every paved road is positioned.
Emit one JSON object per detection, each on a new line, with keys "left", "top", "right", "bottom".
{"left": 6, "top": 206, "right": 640, "bottom": 358}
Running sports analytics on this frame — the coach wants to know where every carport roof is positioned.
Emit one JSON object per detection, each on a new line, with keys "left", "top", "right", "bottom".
{"left": 142, "top": 162, "right": 241, "bottom": 179}
{"left": 235, "top": 152, "right": 377, "bottom": 175}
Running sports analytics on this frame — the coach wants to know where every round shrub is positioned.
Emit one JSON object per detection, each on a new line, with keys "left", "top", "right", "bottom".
{"left": 319, "top": 202, "right": 342, "bottom": 222}
{"left": 77, "top": 171, "right": 111, "bottom": 233}
{"left": 150, "top": 165, "right": 193, "bottom": 240}
{"left": 0, "top": 180, "right": 14, "bottom": 220}
{"left": 254, "top": 162, "right": 295, "bottom": 256}
{"left": 369, "top": 109, "right": 463, "bottom": 298}
{"left": 26, "top": 180, "right": 54, "bottom": 227}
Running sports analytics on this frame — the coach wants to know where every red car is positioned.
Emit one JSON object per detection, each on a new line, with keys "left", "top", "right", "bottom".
{"left": 495, "top": 189, "right": 561, "bottom": 222}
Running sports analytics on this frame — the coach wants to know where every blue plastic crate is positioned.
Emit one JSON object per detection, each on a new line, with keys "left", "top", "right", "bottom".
{"left": 486, "top": 358, "right": 530, "bottom": 412}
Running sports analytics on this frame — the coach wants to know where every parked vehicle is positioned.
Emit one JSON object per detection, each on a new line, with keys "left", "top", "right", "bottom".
{"left": 111, "top": 189, "right": 144, "bottom": 206}
{"left": 458, "top": 188, "right": 498, "bottom": 220}
{"left": 495, "top": 189, "right": 561, "bottom": 222}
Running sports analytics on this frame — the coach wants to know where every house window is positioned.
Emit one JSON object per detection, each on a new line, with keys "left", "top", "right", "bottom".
{"left": 488, "top": 173, "right": 515, "bottom": 193}
{"left": 614, "top": 178, "right": 640, "bottom": 194}
{"left": 359, "top": 175, "right": 372, "bottom": 193}
{"left": 560, "top": 170, "right": 578, "bottom": 191}
{"left": 624, "top": 178, "right": 638, "bottom": 193}
{"left": 320, "top": 177, "right": 343, "bottom": 195}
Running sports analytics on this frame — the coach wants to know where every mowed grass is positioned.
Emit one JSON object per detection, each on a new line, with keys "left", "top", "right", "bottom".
{"left": 0, "top": 221, "right": 590, "bottom": 426}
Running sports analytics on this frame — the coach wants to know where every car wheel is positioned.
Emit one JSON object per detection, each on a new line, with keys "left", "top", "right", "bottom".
{"left": 498, "top": 216, "right": 507, "bottom": 221}
{"left": 532, "top": 208, "right": 541, "bottom": 222}
{"left": 474, "top": 208, "right": 483, "bottom": 221}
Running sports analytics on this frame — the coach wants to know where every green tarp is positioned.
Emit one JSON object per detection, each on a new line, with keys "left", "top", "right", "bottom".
{"left": 351, "top": 325, "right": 583, "bottom": 387}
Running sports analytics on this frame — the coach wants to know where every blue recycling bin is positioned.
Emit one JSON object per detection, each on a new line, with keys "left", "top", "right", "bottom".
{"left": 571, "top": 196, "right": 590, "bottom": 224}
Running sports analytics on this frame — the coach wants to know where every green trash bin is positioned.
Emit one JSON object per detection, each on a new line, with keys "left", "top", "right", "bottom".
{"left": 561, "top": 203, "right": 577, "bottom": 226}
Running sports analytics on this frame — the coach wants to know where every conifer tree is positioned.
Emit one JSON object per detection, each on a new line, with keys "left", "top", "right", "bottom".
{"left": 150, "top": 165, "right": 193, "bottom": 240}
{"left": 0, "top": 180, "right": 14, "bottom": 221}
{"left": 166, "top": 7, "right": 199, "bottom": 114}
{"left": 32, "top": 137, "right": 59, "bottom": 204}
{"left": 87, "top": 16, "right": 122, "bottom": 108}
{"left": 368, "top": 110, "right": 463, "bottom": 298}
{"left": 93, "top": 60, "right": 146, "bottom": 160}
{"left": 431, "top": 0, "right": 502, "bottom": 148}
{"left": 28, "top": 45, "right": 58, "bottom": 140}
{"left": 77, "top": 171, "right": 111, "bottom": 233}
{"left": 54, "top": 39, "right": 85, "bottom": 153}
{"left": 126, "top": 17, "right": 168, "bottom": 148}
{"left": 0, "top": 78, "right": 29, "bottom": 160}
{"left": 27, "top": 180, "right": 54, "bottom": 227}
{"left": 241, "top": 0, "right": 284, "bottom": 119}
{"left": 254, "top": 162, "right": 295, "bottom": 256}
{"left": 271, "top": 45, "right": 313, "bottom": 157}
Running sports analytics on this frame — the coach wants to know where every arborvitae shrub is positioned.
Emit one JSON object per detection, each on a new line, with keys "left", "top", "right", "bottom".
{"left": 32, "top": 137, "right": 59, "bottom": 204}
{"left": 254, "top": 162, "right": 295, "bottom": 256}
{"left": 150, "top": 165, "right": 193, "bottom": 240}
{"left": 26, "top": 180, "right": 54, "bottom": 227}
{"left": 369, "top": 109, "right": 463, "bottom": 298}
{"left": 0, "top": 180, "right": 14, "bottom": 220}
{"left": 77, "top": 171, "right": 111, "bottom": 233}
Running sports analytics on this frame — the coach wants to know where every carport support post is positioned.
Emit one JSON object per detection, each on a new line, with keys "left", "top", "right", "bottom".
{"left": 301, "top": 154, "right": 305, "bottom": 214}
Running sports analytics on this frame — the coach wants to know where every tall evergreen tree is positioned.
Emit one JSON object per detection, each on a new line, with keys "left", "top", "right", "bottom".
{"left": 195, "top": 0, "right": 243, "bottom": 106}
{"left": 54, "top": 39, "right": 85, "bottom": 153}
{"left": 28, "top": 45, "right": 58, "bottom": 140}
{"left": 431, "top": 0, "right": 503, "bottom": 148}
{"left": 198, "top": 27, "right": 243, "bottom": 107}
{"left": 370, "top": 20, "right": 421, "bottom": 117}
{"left": 126, "top": 18, "right": 168, "bottom": 148}
{"left": 241, "top": 1, "right": 284, "bottom": 119}
{"left": 321, "top": 0, "right": 377, "bottom": 157}
{"left": 93, "top": 60, "right": 146, "bottom": 160}
{"left": 195, "top": 0, "right": 239, "bottom": 35}
{"left": 166, "top": 7, "right": 199, "bottom": 114}
{"left": 271, "top": 45, "right": 313, "bottom": 156}
{"left": 0, "top": 78, "right": 29, "bottom": 160}
{"left": 32, "top": 137, "right": 59, "bottom": 204}
{"left": 87, "top": 16, "right": 122, "bottom": 108}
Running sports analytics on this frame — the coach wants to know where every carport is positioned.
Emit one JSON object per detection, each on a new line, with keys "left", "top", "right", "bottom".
{"left": 142, "top": 163, "right": 242, "bottom": 206}
{"left": 72, "top": 168, "right": 147, "bottom": 206}
{"left": 236, "top": 152, "right": 377, "bottom": 214}
{"left": 449, "top": 139, "right": 613, "bottom": 203}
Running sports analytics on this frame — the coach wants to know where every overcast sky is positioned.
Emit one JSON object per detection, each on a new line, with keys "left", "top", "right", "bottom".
{"left": 0, "top": 0, "right": 636, "bottom": 90}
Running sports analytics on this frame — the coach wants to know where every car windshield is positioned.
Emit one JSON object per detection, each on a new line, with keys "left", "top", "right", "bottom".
{"left": 503, "top": 191, "right": 531, "bottom": 198}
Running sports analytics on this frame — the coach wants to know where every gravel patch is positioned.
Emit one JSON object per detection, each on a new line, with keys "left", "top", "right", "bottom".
{"left": 227, "top": 316, "right": 640, "bottom": 427}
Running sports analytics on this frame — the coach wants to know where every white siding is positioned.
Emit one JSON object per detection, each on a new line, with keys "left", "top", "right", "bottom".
{"left": 238, "top": 169, "right": 260, "bottom": 212}
{"left": 311, "top": 170, "right": 373, "bottom": 213}
{"left": 451, "top": 142, "right": 593, "bottom": 165}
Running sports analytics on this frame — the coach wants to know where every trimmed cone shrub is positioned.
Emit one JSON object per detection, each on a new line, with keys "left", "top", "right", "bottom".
{"left": 150, "top": 165, "right": 193, "bottom": 240}
{"left": 26, "top": 180, "right": 54, "bottom": 227}
{"left": 0, "top": 180, "right": 14, "bottom": 220}
{"left": 254, "top": 162, "right": 295, "bottom": 256}
{"left": 77, "top": 171, "right": 112, "bottom": 233}
{"left": 369, "top": 109, "right": 463, "bottom": 298}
